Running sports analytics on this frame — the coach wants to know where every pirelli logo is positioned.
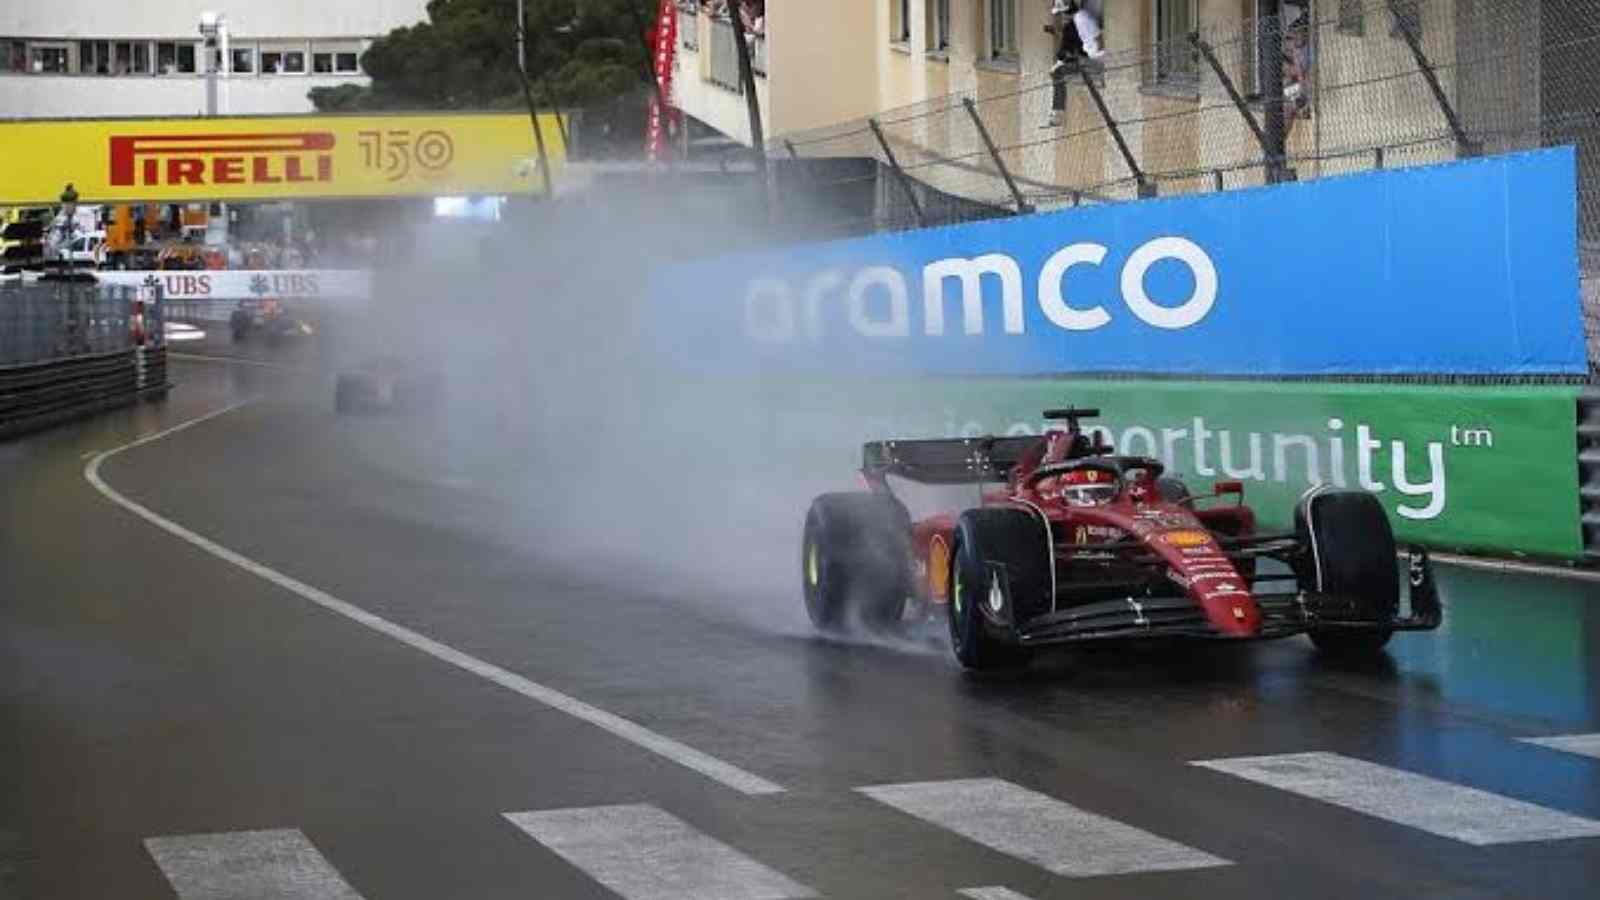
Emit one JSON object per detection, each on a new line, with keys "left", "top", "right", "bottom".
{"left": 108, "top": 132, "right": 336, "bottom": 187}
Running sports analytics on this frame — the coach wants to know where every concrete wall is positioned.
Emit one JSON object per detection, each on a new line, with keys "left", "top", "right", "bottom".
{"left": 767, "top": 0, "right": 880, "bottom": 134}
{"left": 0, "top": 73, "right": 368, "bottom": 117}
{"left": 0, "top": 1, "right": 428, "bottom": 39}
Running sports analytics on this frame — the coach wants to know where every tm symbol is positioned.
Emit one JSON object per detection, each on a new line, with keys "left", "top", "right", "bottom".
{"left": 1449, "top": 425, "right": 1495, "bottom": 448}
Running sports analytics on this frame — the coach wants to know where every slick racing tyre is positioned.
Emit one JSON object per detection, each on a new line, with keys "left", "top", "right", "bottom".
{"left": 801, "top": 493, "right": 913, "bottom": 633}
{"left": 1296, "top": 489, "right": 1398, "bottom": 656}
{"left": 948, "top": 507, "right": 1048, "bottom": 671}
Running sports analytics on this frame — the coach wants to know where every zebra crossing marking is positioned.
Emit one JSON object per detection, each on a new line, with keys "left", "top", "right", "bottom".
{"left": 858, "top": 777, "right": 1230, "bottom": 878}
{"left": 959, "top": 887, "right": 1040, "bottom": 900}
{"left": 1194, "top": 751, "right": 1600, "bottom": 845}
{"left": 504, "top": 803, "right": 816, "bottom": 900}
{"left": 1521, "top": 733, "right": 1600, "bottom": 760}
{"left": 144, "top": 828, "right": 364, "bottom": 900}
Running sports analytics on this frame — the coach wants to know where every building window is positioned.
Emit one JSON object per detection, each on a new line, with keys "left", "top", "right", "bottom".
{"left": 283, "top": 51, "right": 306, "bottom": 73}
{"left": 31, "top": 45, "right": 70, "bottom": 73}
{"left": 892, "top": 0, "right": 911, "bottom": 44}
{"left": 336, "top": 52, "right": 359, "bottom": 73}
{"left": 1388, "top": 0, "right": 1422, "bottom": 40}
{"left": 1152, "top": 0, "right": 1197, "bottom": 85}
{"left": 927, "top": 0, "right": 950, "bottom": 54}
{"left": 313, "top": 52, "right": 334, "bottom": 73}
{"left": 1337, "top": 0, "right": 1364, "bottom": 34}
{"left": 156, "top": 42, "right": 196, "bottom": 74}
{"left": 78, "top": 40, "right": 111, "bottom": 74}
{"left": 231, "top": 47, "right": 253, "bottom": 73}
{"left": 112, "top": 41, "right": 147, "bottom": 75}
{"left": 3, "top": 40, "right": 25, "bottom": 72}
{"left": 988, "top": 0, "right": 1017, "bottom": 60}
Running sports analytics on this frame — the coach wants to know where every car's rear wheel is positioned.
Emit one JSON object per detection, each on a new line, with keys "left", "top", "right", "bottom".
{"left": 948, "top": 508, "right": 1047, "bottom": 671}
{"left": 801, "top": 493, "right": 912, "bottom": 633}
{"left": 1296, "top": 489, "right": 1398, "bottom": 656}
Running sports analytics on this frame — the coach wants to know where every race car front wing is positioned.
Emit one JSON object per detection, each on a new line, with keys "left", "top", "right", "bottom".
{"left": 1012, "top": 547, "right": 1444, "bottom": 646}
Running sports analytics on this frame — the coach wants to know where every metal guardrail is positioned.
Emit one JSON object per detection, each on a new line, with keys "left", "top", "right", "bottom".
{"left": 0, "top": 278, "right": 170, "bottom": 439}
{"left": 1581, "top": 389, "right": 1600, "bottom": 559}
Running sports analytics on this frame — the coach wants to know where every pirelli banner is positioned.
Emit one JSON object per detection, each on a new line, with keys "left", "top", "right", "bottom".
{"left": 0, "top": 112, "right": 565, "bottom": 203}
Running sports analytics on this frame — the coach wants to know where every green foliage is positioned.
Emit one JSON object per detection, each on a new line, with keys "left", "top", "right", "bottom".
{"left": 310, "top": 0, "right": 651, "bottom": 112}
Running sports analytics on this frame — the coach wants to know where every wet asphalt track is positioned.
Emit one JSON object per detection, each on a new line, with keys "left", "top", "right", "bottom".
{"left": 4, "top": 345, "right": 1600, "bottom": 900}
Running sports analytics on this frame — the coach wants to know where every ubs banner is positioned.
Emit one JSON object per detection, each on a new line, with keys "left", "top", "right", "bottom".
{"left": 98, "top": 270, "right": 370, "bottom": 301}
{"left": 656, "top": 148, "right": 1585, "bottom": 376}
{"left": 0, "top": 112, "right": 565, "bottom": 204}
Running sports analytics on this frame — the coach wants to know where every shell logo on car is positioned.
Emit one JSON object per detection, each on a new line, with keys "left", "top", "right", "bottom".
{"left": 927, "top": 535, "right": 950, "bottom": 602}
{"left": 1161, "top": 530, "right": 1211, "bottom": 548}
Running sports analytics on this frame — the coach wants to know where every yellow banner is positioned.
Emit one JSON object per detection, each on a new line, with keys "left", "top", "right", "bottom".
{"left": 0, "top": 112, "right": 565, "bottom": 204}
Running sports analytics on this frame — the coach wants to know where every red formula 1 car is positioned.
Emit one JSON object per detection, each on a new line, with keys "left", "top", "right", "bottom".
{"left": 801, "top": 406, "right": 1442, "bottom": 670}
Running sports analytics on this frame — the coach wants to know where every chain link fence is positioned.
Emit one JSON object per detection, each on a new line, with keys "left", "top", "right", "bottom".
{"left": 769, "top": 0, "right": 1600, "bottom": 372}
{"left": 0, "top": 279, "right": 146, "bottom": 366}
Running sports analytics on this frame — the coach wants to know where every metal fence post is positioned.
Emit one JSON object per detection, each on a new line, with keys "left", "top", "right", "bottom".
{"left": 1257, "top": 0, "right": 1289, "bottom": 183}
{"left": 1385, "top": 0, "right": 1480, "bottom": 159}
{"left": 1580, "top": 389, "right": 1600, "bottom": 559}
{"left": 1191, "top": 33, "right": 1288, "bottom": 184}
{"left": 868, "top": 117, "right": 926, "bottom": 228}
{"left": 961, "top": 98, "right": 1034, "bottom": 214}
{"left": 1076, "top": 69, "right": 1155, "bottom": 198}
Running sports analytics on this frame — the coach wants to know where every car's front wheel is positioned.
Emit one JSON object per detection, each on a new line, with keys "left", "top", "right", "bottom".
{"left": 1296, "top": 489, "right": 1398, "bottom": 656}
{"left": 948, "top": 508, "right": 1046, "bottom": 671}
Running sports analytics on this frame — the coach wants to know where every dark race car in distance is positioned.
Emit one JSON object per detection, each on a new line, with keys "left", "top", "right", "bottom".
{"left": 334, "top": 356, "right": 445, "bottom": 415}
{"left": 801, "top": 406, "right": 1442, "bottom": 670}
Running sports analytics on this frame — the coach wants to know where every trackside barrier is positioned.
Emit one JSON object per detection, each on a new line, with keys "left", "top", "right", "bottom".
{"left": 0, "top": 279, "right": 169, "bottom": 440}
{"left": 1582, "top": 389, "right": 1600, "bottom": 559}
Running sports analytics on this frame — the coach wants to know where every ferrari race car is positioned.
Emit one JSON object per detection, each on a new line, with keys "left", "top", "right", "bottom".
{"left": 334, "top": 356, "right": 445, "bottom": 415}
{"left": 801, "top": 406, "right": 1442, "bottom": 670}
{"left": 230, "top": 297, "right": 313, "bottom": 343}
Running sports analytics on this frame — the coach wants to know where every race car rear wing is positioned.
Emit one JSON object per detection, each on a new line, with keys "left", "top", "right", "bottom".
{"left": 862, "top": 435, "right": 1043, "bottom": 486}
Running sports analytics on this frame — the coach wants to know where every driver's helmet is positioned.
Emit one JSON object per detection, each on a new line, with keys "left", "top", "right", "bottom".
{"left": 1059, "top": 467, "right": 1117, "bottom": 507}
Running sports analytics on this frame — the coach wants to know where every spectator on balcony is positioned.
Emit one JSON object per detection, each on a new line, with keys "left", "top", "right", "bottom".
{"left": 1282, "top": 4, "right": 1313, "bottom": 140}
{"left": 1045, "top": 1, "right": 1103, "bottom": 127}
{"left": 739, "top": 0, "right": 765, "bottom": 36}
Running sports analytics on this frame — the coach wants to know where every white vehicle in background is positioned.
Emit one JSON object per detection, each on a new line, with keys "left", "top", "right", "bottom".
{"left": 55, "top": 231, "right": 107, "bottom": 268}
{"left": 59, "top": 230, "right": 106, "bottom": 265}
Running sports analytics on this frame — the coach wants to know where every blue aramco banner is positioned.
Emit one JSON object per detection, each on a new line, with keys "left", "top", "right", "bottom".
{"left": 653, "top": 148, "right": 1585, "bottom": 376}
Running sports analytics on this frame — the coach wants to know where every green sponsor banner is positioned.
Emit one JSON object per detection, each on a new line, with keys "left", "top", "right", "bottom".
{"left": 758, "top": 379, "right": 1584, "bottom": 558}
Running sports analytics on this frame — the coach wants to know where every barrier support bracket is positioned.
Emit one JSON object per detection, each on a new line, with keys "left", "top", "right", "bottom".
{"left": 962, "top": 97, "right": 1034, "bottom": 214}
{"left": 1077, "top": 68, "right": 1155, "bottom": 199}
{"left": 1386, "top": 0, "right": 1480, "bottom": 158}
{"left": 869, "top": 117, "right": 926, "bottom": 228}
{"left": 1191, "top": 33, "right": 1291, "bottom": 184}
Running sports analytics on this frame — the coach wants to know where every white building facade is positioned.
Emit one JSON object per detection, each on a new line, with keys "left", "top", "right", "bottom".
{"left": 0, "top": 1, "right": 428, "bottom": 118}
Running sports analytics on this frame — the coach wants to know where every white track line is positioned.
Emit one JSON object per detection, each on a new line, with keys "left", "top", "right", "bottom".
{"left": 167, "top": 352, "right": 303, "bottom": 370}
{"left": 1521, "top": 733, "right": 1600, "bottom": 760}
{"left": 858, "top": 778, "right": 1230, "bottom": 878}
{"left": 145, "top": 829, "right": 364, "bottom": 900}
{"left": 959, "top": 888, "right": 1040, "bottom": 900}
{"left": 85, "top": 403, "right": 785, "bottom": 796}
{"left": 1193, "top": 751, "right": 1600, "bottom": 845}
{"left": 504, "top": 804, "right": 816, "bottom": 900}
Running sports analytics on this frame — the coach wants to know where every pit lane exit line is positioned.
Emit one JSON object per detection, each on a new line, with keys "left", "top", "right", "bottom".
{"left": 84, "top": 401, "right": 786, "bottom": 797}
